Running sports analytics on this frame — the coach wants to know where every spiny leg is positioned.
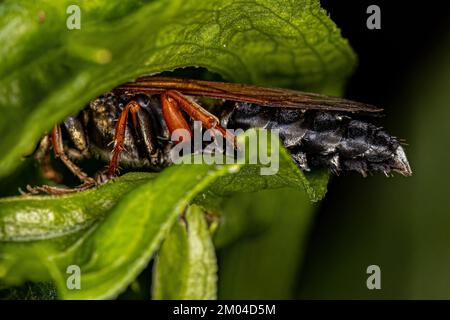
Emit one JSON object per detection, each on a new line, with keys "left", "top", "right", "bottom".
{"left": 160, "top": 92, "right": 192, "bottom": 143}
{"left": 107, "top": 94, "right": 196, "bottom": 178}
{"left": 24, "top": 181, "right": 94, "bottom": 195}
{"left": 163, "top": 90, "right": 236, "bottom": 147}
{"left": 107, "top": 93, "right": 237, "bottom": 178}
{"left": 26, "top": 125, "right": 95, "bottom": 195}
{"left": 51, "top": 124, "right": 95, "bottom": 184}
{"left": 107, "top": 100, "right": 141, "bottom": 177}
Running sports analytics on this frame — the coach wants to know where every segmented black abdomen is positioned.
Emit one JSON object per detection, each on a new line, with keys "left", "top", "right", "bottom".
{"left": 224, "top": 102, "right": 411, "bottom": 176}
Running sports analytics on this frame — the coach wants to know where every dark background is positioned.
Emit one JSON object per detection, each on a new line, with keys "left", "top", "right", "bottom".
{"left": 297, "top": 1, "right": 450, "bottom": 298}
{"left": 320, "top": 0, "right": 450, "bottom": 114}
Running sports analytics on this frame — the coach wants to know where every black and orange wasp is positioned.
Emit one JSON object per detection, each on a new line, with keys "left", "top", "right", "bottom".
{"left": 27, "top": 76, "right": 411, "bottom": 194}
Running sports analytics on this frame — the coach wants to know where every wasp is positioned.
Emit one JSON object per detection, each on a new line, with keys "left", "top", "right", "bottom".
{"left": 27, "top": 76, "right": 412, "bottom": 194}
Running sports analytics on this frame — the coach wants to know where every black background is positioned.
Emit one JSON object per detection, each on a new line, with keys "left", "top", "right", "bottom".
{"left": 321, "top": 0, "right": 450, "bottom": 108}
{"left": 299, "top": 0, "right": 450, "bottom": 296}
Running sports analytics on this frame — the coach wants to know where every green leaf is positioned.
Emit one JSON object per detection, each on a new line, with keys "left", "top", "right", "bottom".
{"left": 0, "top": 164, "right": 231, "bottom": 299}
{"left": 216, "top": 188, "right": 315, "bottom": 299}
{"left": 0, "top": 0, "right": 355, "bottom": 178}
{"left": 0, "top": 146, "right": 327, "bottom": 298}
{"left": 0, "top": 0, "right": 355, "bottom": 299}
{"left": 0, "top": 282, "right": 57, "bottom": 300}
{"left": 0, "top": 172, "right": 154, "bottom": 241}
{"left": 0, "top": 132, "right": 328, "bottom": 299}
{"left": 152, "top": 205, "right": 217, "bottom": 300}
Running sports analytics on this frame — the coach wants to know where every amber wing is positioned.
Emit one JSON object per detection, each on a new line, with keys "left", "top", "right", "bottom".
{"left": 116, "top": 76, "right": 383, "bottom": 114}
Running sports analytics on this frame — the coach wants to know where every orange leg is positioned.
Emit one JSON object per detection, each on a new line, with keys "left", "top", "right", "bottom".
{"left": 107, "top": 100, "right": 141, "bottom": 177}
{"left": 107, "top": 92, "right": 237, "bottom": 178}
{"left": 162, "top": 90, "right": 236, "bottom": 146}
{"left": 160, "top": 92, "right": 192, "bottom": 143}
